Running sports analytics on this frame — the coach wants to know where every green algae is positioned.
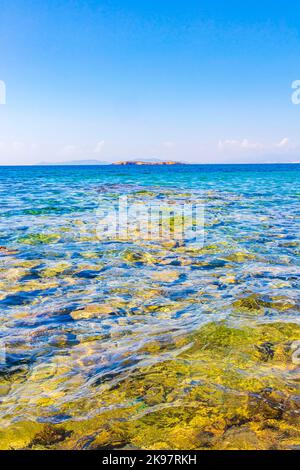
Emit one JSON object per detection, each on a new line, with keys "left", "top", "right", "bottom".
{"left": 17, "top": 233, "right": 61, "bottom": 245}
{"left": 189, "top": 321, "right": 300, "bottom": 352}
{"left": 233, "top": 294, "right": 296, "bottom": 314}
{"left": 122, "top": 249, "right": 155, "bottom": 264}
{"left": 30, "top": 425, "right": 71, "bottom": 448}
{"left": 2, "top": 320, "right": 298, "bottom": 450}
{"left": 0, "top": 421, "right": 44, "bottom": 450}
{"left": 40, "top": 262, "right": 71, "bottom": 278}
{"left": 225, "top": 252, "right": 257, "bottom": 263}
{"left": 176, "top": 244, "right": 222, "bottom": 256}
{"left": 233, "top": 295, "right": 266, "bottom": 314}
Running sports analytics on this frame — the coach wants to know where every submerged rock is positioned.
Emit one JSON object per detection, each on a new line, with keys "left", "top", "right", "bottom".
{"left": 30, "top": 424, "right": 71, "bottom": 448}
{"left": 161, "top": 240, "right": 181, "bottom": 249}
{"left": 122, "top": 250, "right": 155, "bottom": 264}
{"left": 225, "top": 252, "right": 257, "bottom": 263}
{"left": 70, "top": 304, "right": 116, "bottom": 320}
{"left": 0, "top": 421, "right": 44, "bottom": 450}
{"left": 233, "top": 294, "right": 296, "bottom": 314}
{"left": 11, "top": 279, "right": 58, "bottom": 293}
{"left": 217, "top": 426, "right": 261, "bottom": 450}
{"left": 233, "top": 295, "right": 266, "bottom": 314}
{"left": 1, "top": 267, "right": 27, "bottom": 282}
{"left": 17, "top": 233, "right": 61, "bottom": 245}
{"left": 150, "top": 270, "right": 180, "bottom": 283}
{"left": 40, "top": 262, "right": 71, "bottom": 278}
{"left": 0, "top": 246, "right": 19, "bottom": 256}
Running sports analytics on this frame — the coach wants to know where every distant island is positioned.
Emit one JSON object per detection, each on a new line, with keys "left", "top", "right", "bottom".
{"left": 36, "top": 158, "right": 184, "bottom": 166}
{"left": 113, "top": 160, "right": 182, "bottom": 166}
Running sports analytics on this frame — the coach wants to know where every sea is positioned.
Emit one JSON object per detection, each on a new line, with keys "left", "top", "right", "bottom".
{"left": 0, "top": 164, "right": 299, "bottom": 449}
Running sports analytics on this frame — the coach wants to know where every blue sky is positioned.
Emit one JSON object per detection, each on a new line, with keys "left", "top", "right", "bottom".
{"left": 1, "top": 0, "right": 300, "bottom": 164}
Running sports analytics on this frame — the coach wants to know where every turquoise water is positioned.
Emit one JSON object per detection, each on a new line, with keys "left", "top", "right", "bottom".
{"left": 0, "top": 164, "right": 299, "bottom": 450}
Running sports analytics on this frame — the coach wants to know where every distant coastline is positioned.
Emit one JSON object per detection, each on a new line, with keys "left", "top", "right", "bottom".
{"left": 36, "top": 158, "right": 184, "bottom": 166}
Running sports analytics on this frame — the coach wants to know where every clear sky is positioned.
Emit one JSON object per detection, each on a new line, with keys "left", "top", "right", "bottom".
{"left": 1, "top": 0, "right": 300, "bottom": 164}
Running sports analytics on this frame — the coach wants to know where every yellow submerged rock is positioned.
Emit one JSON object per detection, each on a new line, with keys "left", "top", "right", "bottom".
{"left": 122, "top": 249, "right": 155, "bottom": 264}
{"left": 0, "top": 421, "right": 44, "bottom": 450}
{"left": 1, "top": 267, "right": 28, "bottom": 281}
{"left": 11, "top": 279, "right": 58, "bottom": 293}
{"left": 70, "top": 303, "right": 116, "bottom": 320}
{"left": 150, "top": 270, "right": 180, "bottom": 283}
{"left": 225, "top": 252, "right": 257, "bottom": 263}
{"left": 40, "top": 262, "right": 71, "bottom": 278}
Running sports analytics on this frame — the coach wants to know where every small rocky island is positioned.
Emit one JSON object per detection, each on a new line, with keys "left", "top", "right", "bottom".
{"left": 113, "top": 160, "right": 182, "bottom": 165}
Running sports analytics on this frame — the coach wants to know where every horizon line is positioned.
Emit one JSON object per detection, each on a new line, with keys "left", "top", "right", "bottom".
{"left": 0, "top": 162, "right": 300, "bottom": 167}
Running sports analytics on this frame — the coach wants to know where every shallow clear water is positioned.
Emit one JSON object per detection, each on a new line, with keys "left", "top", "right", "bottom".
{"left": 0, "top": 164, "right": 299, "bottom": 450}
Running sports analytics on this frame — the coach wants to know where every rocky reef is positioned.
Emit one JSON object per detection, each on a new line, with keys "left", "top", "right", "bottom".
{"left": 113, "top": 161, "right": 182, "bottom": 165}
